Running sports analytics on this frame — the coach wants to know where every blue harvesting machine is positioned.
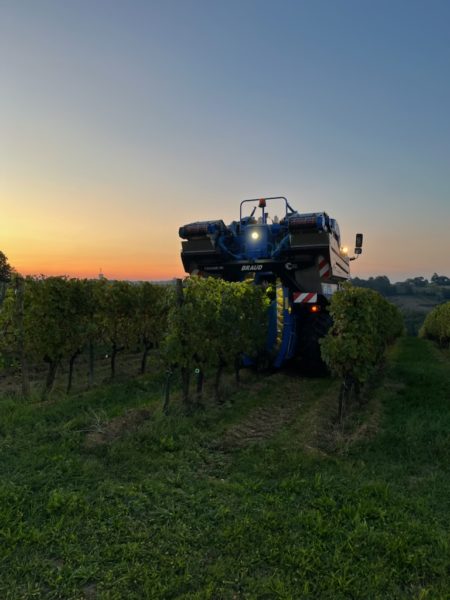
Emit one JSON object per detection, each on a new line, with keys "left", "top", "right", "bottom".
{"left": 179, "top": 196, "right": 363, "bottom": 370}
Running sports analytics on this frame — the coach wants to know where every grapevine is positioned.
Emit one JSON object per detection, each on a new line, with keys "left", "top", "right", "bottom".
{"left": 320, "top": 284, "right": 403, "bottom": 421}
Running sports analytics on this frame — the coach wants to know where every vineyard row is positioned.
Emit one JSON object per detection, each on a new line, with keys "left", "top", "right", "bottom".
{"left": 0, "top": 276, "right": 403, "bottom": 412}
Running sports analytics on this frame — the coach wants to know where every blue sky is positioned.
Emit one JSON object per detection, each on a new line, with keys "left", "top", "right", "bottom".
{"left": 1, "top": 0, "right": 449, "bottom": 280}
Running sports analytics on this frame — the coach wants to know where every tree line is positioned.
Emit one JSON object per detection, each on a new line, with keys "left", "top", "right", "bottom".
{"left": 352, "top": 274, "right": 450, "bottom": 297}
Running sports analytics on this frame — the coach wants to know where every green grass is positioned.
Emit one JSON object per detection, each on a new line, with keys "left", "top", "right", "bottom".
{"left": 1, "top": 338, "right": 450, "bottom": 599}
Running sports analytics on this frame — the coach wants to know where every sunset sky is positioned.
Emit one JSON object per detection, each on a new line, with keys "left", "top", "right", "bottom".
{"left": 1, "top": 0, "right": 449, "bottom": 281}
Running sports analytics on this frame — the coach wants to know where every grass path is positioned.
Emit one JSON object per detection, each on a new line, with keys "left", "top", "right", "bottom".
{"left": 0, "top": 338, "right": 449, "bottom": 599}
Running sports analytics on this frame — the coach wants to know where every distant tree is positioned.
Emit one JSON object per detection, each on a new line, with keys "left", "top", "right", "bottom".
{"left": 0, "top": 251, "right": 13, "bottom": 282}
{"left": 408, "top": 276, "right": 428, "bottom": 288}
{"left": 353, "top": 275, "right": 393, "bottom": 296}
{"left": 373, "top": 275, "right": 394, "bottom": 296}
{"left": 431, "top": 273, "right": 450, "bottom": 286}
{"left": 0, "top": 251, "right": 14, "bottom": 304}
{"left": 351, "top": 277, "right": 369, "bottom": 288}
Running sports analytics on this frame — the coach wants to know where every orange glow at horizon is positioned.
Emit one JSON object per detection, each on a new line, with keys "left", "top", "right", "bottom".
{"left": 11, "top": 257, "right": 186, "bottom": 282}
{"left": 3, "top": 227, "right": 187, "bottom": 281}
{"left": 1, "top": 179, "right": 189, "bottom": 281}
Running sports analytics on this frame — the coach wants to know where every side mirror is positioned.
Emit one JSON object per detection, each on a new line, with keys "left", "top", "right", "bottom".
{"left": 349, "top": 233, "right": 364, "bottom": 261}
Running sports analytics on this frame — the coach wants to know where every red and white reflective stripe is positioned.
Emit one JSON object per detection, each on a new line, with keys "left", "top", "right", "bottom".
{"left": 318, "top": 255, "right": 331, "bottom": 279}
{"left": 293, "top": 292, "right": 318, "bottom": 304}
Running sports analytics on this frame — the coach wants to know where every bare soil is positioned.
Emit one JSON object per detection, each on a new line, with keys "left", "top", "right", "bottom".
{"left": 219, "top": 398, "right": 302, "bottom": 450}
{"left": 84, "top": 407, "right": 153, "bottom": 447}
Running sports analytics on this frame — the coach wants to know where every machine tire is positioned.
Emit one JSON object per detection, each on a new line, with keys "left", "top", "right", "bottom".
{"left": 297, "top": 311, "right": 333, "bottom": 376}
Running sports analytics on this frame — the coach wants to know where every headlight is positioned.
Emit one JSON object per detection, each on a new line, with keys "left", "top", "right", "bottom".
{"left": 251, "top": 231, "right": 260, "bottom": 240}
